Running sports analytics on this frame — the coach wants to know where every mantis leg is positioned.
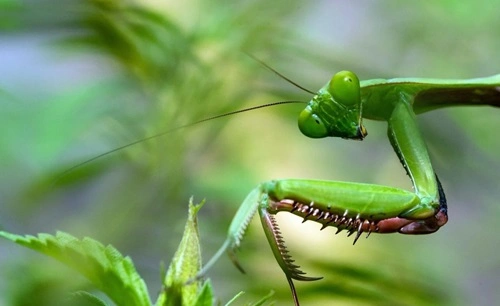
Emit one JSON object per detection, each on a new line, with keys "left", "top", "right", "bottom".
{"left": 194, "top": 100, "right": 448, "bottom": 304}
{"left": 386, "top": 100, "right": 448, "bottom": 229}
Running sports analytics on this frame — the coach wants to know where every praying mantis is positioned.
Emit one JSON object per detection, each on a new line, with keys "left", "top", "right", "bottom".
{"left": 67, "top": 62, "right": 500, "bottom": 305}
{"left": 190, "top": 68, "right": 500, "bottom": 305}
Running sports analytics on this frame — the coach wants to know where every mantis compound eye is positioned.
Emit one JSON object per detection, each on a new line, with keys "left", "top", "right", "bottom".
{"left": 328, "top": 71, "right": 360, "bottom": 107}
{"left": 298, "top": 105, "right": 329, "bottom": 138}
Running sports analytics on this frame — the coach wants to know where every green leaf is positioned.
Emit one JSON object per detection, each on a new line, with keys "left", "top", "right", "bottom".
{"left": 0, "top": 231, "right": 151, "bottom": 306}
{"left": 248, "top": 290, "right": 274, "bottom": 306}
{"left": 156, "top": 198, "right": 206, "bottom": 306}
{"left": 224, "top": 291, "right": 245, "bottom": 306}
{"left": 193, "top": 280, "right": 214, "bottom": 306}
{"left": 224, "top": 291, "right": 274, "bottom": 306}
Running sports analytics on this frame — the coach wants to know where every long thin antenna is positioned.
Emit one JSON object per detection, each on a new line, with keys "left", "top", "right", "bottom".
{"left": 246, "top": 53, "right": 316, "bottom": 95}
{"left": 57, "top": 100, "right": 306, "bottom": 179}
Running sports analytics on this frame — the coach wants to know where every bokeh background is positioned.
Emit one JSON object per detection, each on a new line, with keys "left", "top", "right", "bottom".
{"left": 0, "top": 1, "right": 499, "bottom": 305}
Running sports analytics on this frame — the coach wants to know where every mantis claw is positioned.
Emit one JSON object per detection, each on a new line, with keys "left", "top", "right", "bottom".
{"left": 286, "top": 276, "right": 301, "bottom": 306}
{"left": 260, "top": 207, "right": 323, "bottom": 282}
{"left": 227, "top": 248, "right": 246, "bottom": 274}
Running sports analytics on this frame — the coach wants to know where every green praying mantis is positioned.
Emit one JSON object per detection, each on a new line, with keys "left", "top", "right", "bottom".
{"left": 67, "top": 61, "right": 500, "bottom": 305}
{"left": 191, "top": 67, "right": 500, "bottom": 305}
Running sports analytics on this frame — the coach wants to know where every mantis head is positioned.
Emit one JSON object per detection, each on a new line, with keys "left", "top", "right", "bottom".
{"left": 298, "top": 71, "right": 367, "bottom": 139}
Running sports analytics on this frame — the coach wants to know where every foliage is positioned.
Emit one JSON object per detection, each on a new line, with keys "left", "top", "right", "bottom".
{"left": 0, "top": 1, "right": 498, "bottom": 305}
{"left": 0, "top": 199, "right": 273, "bottom": 305}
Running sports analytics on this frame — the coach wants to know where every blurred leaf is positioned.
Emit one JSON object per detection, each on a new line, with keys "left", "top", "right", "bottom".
{"left": 68, "top": 291, "right": 108, "bottom": 306}
{"left": 58, "top": 1, "right": 193, "bottom": 93}
{"left": 2, "top": 263, "right": 87, "bottom": 306}
{"left": 0, "top": 0, "right": 21, "bottom": 29}
{"left": 302, "top": 259, "right": 450, "bottom": 306}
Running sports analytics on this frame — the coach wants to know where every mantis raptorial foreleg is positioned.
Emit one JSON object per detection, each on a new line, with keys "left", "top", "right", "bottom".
{"left": 198, "top": 104, "right": 448, "bottom": 298}
{"left": 194, "top": 70, "right": 500, "bottom": 305}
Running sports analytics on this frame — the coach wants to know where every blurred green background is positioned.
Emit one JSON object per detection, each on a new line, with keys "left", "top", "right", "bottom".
{"left": 0, "top": 0, "right": 499, "bottom": 305}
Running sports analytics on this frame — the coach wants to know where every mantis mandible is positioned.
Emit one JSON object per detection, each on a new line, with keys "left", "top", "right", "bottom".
{"left": 66, "top": 61, "right": 500, "bottom": 305}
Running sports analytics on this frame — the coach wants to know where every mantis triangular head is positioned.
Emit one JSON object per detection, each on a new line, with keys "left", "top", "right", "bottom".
{"left": 298, "top": 71, "right": 367, "bottom": 139}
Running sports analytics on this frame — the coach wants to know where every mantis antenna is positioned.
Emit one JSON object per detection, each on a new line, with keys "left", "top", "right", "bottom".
{"left": 57, "top": 55, "right": 313, "bottom": 180}
{"left": 245, "top": 53, "right": 316, "bottom": 95}
{"left": 57, "top": 100, "right": 306, "bottom": 180}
